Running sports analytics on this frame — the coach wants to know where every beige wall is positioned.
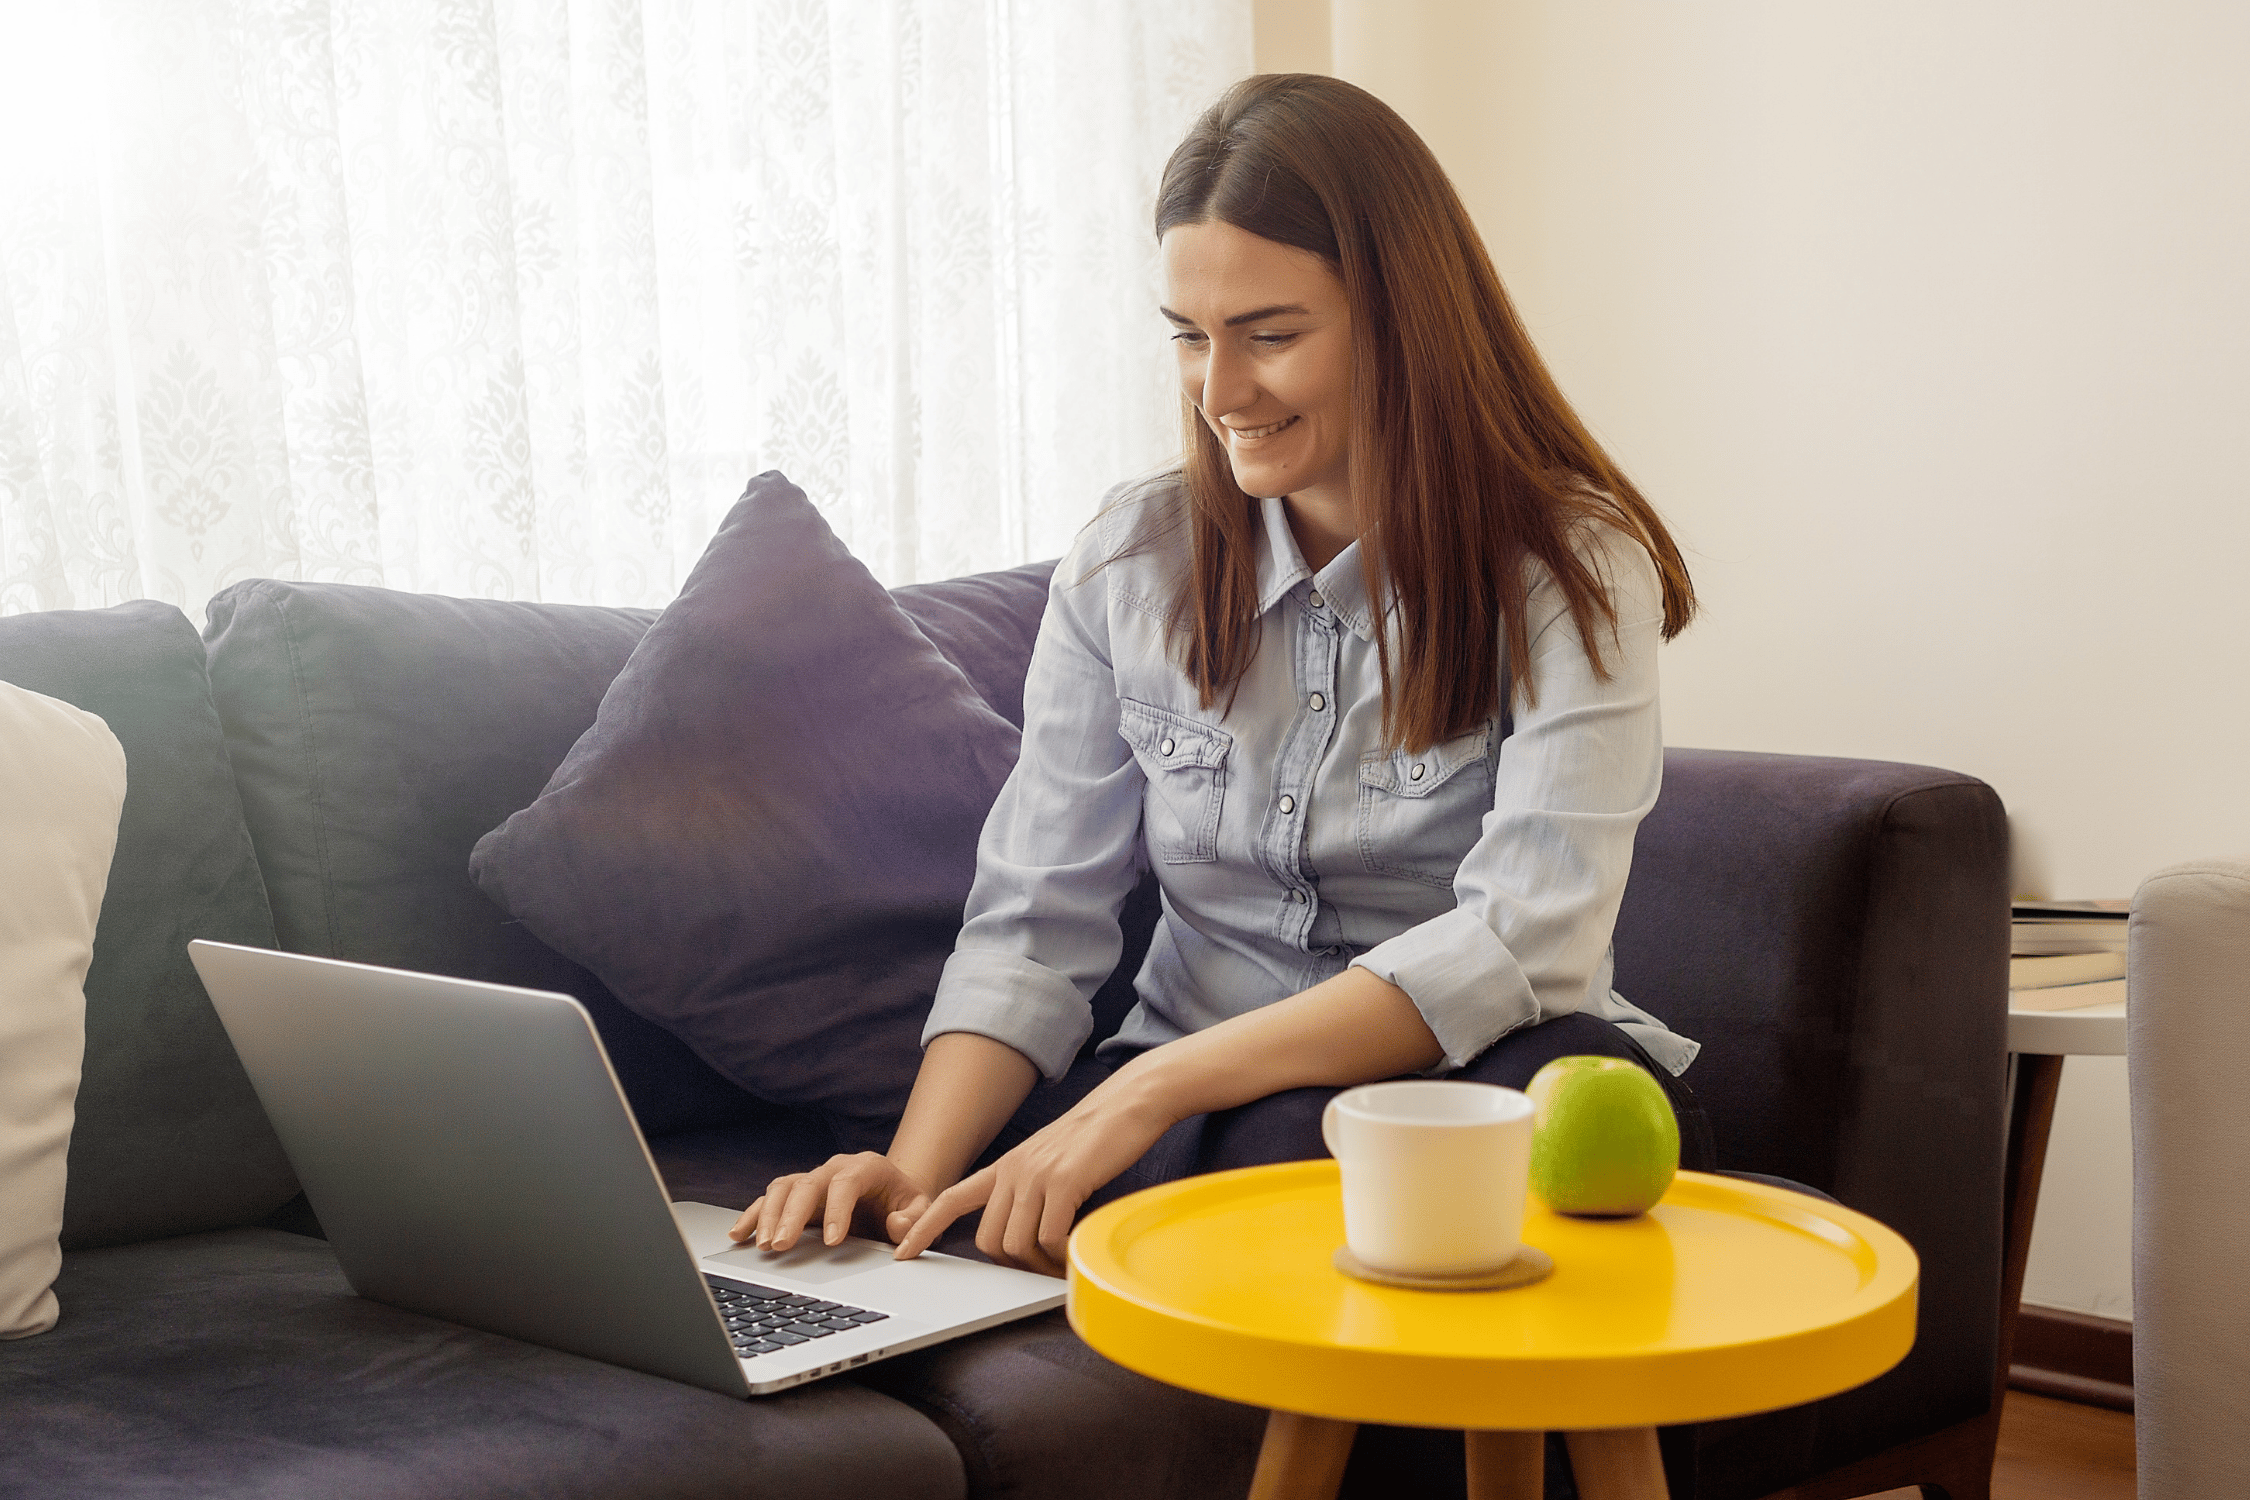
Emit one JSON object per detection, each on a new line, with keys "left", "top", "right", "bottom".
{"left": 1256, "top": 1, "right": 2250, "bottom": 1320}
{"left": 1250, "top": 0, "right": 1331, "bottom": 75}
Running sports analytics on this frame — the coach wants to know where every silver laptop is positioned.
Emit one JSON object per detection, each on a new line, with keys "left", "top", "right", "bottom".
{"left": 187, "top": 940, "right": 1063, "bottom": 1397}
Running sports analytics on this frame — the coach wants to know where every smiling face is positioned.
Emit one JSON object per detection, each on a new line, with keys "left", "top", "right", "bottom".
{"left": 1160, "top": 219, "right": 1355, "bottom": 542}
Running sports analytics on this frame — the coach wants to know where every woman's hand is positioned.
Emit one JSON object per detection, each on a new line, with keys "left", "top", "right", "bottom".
{"left": 730, "top": 1153, "right": 937, "bottom": 1252}
{"left": 893, "top": 1086, "right": 1174, "bottom": 1277}
{"left": 887, "top": 971, "right": 1442, "bottom": 1274}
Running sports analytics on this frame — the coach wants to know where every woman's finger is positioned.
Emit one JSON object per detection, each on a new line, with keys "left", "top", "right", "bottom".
{"left": 820, "top": 1168, "right": 867, "bottom": 1246}
{"left": 729, "top": 1195, "right": 765, "bottom": 1243}
{"left": 998, "top": 1180, "right": 1048, "bottom": 1269}
{"left": 896, "top": 1169, "right": 995, "bottom": 1259}
{"left": 896, "top": 1184, "right": 978, "bottom": 1261}
{"left": 770, "top": 1173, "right": 830, "bottom": 1251}
{"left": 975, "top": 1173, "right": 1020, "bottom": 1266}
{"left": 1036, "top": 1183, "right": 1079, "bottom": 1272}
{"left": 881, "top": 1186, "right": 935, "bottom": 1245}
{"left": 754, "top": 1176, "right": 799, "bottom": 1249}
{"left": 999, "top": 1184, "right": 1067, "bottom": 1278}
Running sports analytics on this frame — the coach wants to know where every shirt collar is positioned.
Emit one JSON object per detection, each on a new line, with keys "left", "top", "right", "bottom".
{"left": 1253, "top": 495, "right": 1381, "bottom": 641}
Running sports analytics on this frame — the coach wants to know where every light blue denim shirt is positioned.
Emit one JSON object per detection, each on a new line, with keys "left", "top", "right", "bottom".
{"left": 923, "top": 477, "right": 1698, "bottom": 1080}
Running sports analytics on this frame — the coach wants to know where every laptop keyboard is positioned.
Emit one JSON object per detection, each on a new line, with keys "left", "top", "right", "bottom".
{"left": 707, "top": 1276, "right": 890, "bottom": 1359}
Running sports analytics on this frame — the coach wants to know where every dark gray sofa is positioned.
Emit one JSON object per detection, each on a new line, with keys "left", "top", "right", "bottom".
{"left": 0, "top": 562, "right": 2008, "bottom": 1500}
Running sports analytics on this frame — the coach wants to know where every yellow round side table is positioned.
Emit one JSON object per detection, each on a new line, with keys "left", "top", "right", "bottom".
{"left": 1068, "top": 1163, "right": 1919, "bottom": 1500}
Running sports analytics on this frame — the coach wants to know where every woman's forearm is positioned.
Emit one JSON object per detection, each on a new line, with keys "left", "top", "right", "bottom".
{"left": 886, "top": 1031, "right": 1041, "bottom": 1194}
{"left": 1104, "top": 967, "right": 1444, "bottom": 1125}
{"left": 892, "top": 971, "right": 1436, "bottom": 1203}
{"left": 886, "top": 972, "right": 1444, "bottom": 1269}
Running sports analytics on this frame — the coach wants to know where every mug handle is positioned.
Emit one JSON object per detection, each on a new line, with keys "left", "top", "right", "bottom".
{"left": 1321, "top": 1096, "right": 1343, "bottom": 1159}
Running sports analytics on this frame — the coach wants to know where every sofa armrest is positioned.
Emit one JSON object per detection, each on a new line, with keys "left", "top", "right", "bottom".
{"left": 1616, "top": 747, "right": 2010, "bottom": 1471}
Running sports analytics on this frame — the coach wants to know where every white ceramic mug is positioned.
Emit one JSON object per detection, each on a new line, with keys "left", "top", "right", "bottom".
{"left": 1320, "top": 1080, "right": 1535, "bottom": 1277}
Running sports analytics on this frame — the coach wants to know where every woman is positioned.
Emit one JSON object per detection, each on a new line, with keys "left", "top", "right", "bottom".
{"left": 734, "top": 74, "right": 1706, "bottom": 1276}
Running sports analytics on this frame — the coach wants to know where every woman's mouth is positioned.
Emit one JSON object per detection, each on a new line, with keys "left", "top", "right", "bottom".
{"left": 1227, "top": 415, "right": 1299, "bottom": 442}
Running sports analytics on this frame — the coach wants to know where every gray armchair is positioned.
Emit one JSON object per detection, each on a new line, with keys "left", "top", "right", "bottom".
{"left": 2128, "top": 857, "right": 2250, "bottom": 1500}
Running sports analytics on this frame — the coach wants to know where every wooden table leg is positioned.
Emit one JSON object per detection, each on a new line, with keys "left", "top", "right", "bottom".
{"left": 1464, "top": 1429, "right": 1544, "bottom": 1499}
{"left": 1248, "top": 1410, "right": 1358, "bottom": 1500}
{"left": 1564, "top": 1427, "right": 1669, "bottom": 1500}
{"left": 1998, "top": 1051, "right": 2065, "bottom": 1403}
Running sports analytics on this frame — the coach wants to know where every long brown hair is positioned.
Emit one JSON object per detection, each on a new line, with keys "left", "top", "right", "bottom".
{"left": 1153, "top": 74, "right": 1695, "bottom": 752}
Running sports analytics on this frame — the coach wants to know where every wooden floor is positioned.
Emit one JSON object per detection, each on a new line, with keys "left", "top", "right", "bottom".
{"left": 1863, "top": 1391, "right": 2135, "bottom": 1500}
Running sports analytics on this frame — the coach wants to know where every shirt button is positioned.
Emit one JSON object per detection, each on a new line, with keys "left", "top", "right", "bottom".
{"left": 1307, "top": 591, "right": 1324, "bottom": 609}
{"left": 1278, "top": 794, "right": 1296, "bottom": 814}
{"left": 1409, "top": 763, "right": 1426, "bottom": 781}
{"left": 1159, "top": 737, "right": 1175, "bottom": 756}
{"left": 1308, "top": 692, "right": 1325, "bottom": 712}
{"left": 1290, "top": 889, "right": 1308, "bottom": 904}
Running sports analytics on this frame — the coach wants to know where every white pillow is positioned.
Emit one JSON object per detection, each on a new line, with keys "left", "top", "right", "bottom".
{"left": 0, "top": 679, "right": 126, "bottom": 1339}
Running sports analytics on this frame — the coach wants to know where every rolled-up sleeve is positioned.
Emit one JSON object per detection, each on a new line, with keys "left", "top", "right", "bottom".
{"left": 922, "top": 529, "right": 1146, "bottom": 1079}
{"left": 1350, "top": 527, "right": 1666, "bottom": 1071}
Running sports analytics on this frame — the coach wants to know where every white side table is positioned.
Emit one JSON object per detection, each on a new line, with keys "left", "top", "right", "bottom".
{"left": 2008, "top": 980, "right": 2125, "bottom": 1058}
{"left": 1996, "top": 981, "right": 2125, "bottom": 1407}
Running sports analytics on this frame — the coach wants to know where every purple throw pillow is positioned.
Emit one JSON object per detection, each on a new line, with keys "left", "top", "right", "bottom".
{"left": 469, "top": 472, "right": 1020, "bottom": 1141}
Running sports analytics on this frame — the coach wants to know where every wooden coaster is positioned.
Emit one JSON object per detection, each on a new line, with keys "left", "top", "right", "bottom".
{"left": 1332, "top": 1244, "right": 1554, "bottom": 1292}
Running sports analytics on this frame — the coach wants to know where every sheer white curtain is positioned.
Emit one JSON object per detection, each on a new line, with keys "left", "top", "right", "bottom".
{"left": 0, "top": 0, "right": 1252, "bottom": 614}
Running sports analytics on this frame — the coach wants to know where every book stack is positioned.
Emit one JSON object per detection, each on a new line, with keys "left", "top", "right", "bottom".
{"left": 2010, "top": 899, "right": 2129, "bottom": 1012}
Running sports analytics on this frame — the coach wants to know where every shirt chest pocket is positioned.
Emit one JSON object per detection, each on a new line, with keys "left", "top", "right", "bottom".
{"left": 1356, "top": 723, "right": 1496, "bottom": 888}
{"left": 1118, "top": 698, "right": 1233, "bottom": 864}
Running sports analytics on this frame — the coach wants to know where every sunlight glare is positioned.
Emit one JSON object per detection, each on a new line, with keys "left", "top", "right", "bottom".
{"left": 0, "top": 2, "right": 107, "bottom": 195}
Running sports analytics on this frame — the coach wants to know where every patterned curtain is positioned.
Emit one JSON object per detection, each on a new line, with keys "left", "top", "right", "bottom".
{"left": 0, "top": 0, "right": 1252, "bottom": 614}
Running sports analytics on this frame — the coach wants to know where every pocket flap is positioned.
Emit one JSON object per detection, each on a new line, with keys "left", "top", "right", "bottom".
{"left": 1118, "top": 698, "right": 1233, "bottom": 770}
{"left": 1359, "top": 724, "right": 1491, "bottom": 798}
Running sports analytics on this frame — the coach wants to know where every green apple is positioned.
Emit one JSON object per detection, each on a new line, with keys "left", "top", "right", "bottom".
{"left": 1525, "top": 1055, "right": 1680, "bottom": 1217}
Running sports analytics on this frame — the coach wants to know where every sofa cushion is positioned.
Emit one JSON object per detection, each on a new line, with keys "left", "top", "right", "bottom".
{"left": 201, "top": 580, "right": 777, "bottom": 1141}
{"left": 470, "top": 472, "right": 1021, "bottom": 1145}
{"left": 891, "top": 562, "right": 1055, "bottom": 730}
{"left": 859, "top": 1311, "right": 1264, "bottom": 1500}
{"left": 1, "top": 1227, "right": 965, "bottom": 1500}
{"left": 0, "top": 682, "right": 126, "bottom": 1335}
{"left": 0, "top": 602, "right": 294, "bottom": 1249}
{"left": 194, "top": 556, "right": 1071, "bottom": 1149}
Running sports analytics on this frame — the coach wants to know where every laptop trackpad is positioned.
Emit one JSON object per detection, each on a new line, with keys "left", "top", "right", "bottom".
{"left": 706, "top": 1237, "right": 897, "bottom": 1285}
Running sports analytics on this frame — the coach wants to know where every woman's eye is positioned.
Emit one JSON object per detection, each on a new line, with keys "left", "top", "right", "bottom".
{"left": 1170, "top": 330, "right": 1208, "bottom": 347}
{"left": 1251, "top": 333, "right": 1298, "bottom": 349}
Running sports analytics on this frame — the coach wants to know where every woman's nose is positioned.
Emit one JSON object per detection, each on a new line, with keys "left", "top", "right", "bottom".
{"left": 1196, "top": 341, "right": 1257, "bottom": 420}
